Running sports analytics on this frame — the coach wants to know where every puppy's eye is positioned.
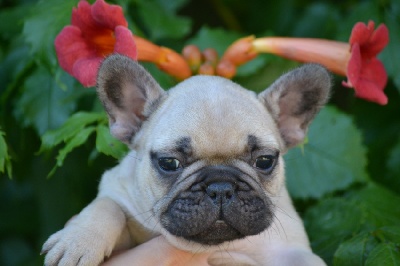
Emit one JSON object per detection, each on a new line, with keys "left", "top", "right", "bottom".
{"left": 158, "top": 158, "right": 181, "bottom": 171}
{"left": 254, "top": 156, "right": 275, "bottom": 171}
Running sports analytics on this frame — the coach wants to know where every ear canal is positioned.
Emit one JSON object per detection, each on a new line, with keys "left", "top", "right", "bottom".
{"left": 97, "top": 54, "right": 165, "bottom": 144}
{"left": 258, "top": 64, "right": 331, "bottom": 149}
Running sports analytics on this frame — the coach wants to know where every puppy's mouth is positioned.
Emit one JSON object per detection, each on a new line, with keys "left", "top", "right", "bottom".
{"left": 185, "top": 220, "right": 243, "bottom": 245}
{"left": 160, "top": 172, "right": 273, "bottom": 245}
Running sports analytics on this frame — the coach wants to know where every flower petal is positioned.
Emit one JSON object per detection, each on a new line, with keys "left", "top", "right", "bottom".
{"left": 345, "top": 43, "right": 362, "bottom": 87}
{"left": 353, "top": 79, "right": 388, "bottom": 105}
{"left": 54, "top": 25, "right": 94, "bottom": 74}
{"left": 349, "top": 21, "right": 372, "bottom": 46}
{"left": 71, "top": 0, "right": 99, "bottom": 34}
{"left": 360, "top": 58, "right": 388, "bottom": 90}
{"left": 92, "top": 0, "right": 128, "bottom": 29}
{"left": 361, "top": 23, "right": 389, "bottom": 58}
{"left": 113, "top": 26, "right": 137, "bottom": 60}
{"left": 72, "top": 57, "right": 102, "bottom": 87}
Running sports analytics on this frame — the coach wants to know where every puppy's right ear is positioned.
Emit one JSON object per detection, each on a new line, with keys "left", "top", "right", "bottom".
{"left": 97, "top": 54, "right": 165, "bottom": 144}
{"left": 258, "top": 64, "right": 331, "bottom": 150}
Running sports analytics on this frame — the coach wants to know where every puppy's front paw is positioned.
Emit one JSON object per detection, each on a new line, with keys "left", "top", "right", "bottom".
{"left": 42, "top": 225, "right": 113, "bottom": 266}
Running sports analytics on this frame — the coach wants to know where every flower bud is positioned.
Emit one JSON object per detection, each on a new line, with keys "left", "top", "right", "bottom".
{"left": 158, "top": 47, "right": 192, "bottom": 80}
{"left": 182, "top": 45, "right": 202, "bottom": 73}
{"left": 198, "top": 62, "right": 215, "bottom": 75}
{"left": 202, "top": 48, "right": 219, "bottom": 66}
{"left": 221, "top": 36, "right": 258, "bottom": 66}
{"left": 216, "top": 60, "right": 236, "bottom": 79}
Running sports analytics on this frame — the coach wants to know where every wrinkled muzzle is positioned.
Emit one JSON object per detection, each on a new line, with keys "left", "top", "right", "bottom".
{"left": 160, "top": 165, "right": 273, "bottom": 245}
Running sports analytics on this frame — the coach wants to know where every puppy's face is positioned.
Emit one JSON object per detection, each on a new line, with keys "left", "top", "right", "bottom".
{"left": 145, "top": 78, "right": 283, "bottom": 246}
{"left": 97, "top": 55, "right": 331, "bottom": 248}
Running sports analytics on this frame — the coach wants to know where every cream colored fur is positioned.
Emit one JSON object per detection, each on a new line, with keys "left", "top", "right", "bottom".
{"left": 43, "top": 56, "right": 330, "bottom": 266}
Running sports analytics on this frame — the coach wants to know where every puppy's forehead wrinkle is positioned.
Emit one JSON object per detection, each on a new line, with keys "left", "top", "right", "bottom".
{"left": 154, "top": 137, "right": 193, "bottom": 158}
{"left": 148, "top": 76, "right": 281, "bottom": 159}
{"left": 247, "top": 134, "right": 264, "bottom": 153}
{"left": 175, "top": 136, "right": 192, "bottom": 155}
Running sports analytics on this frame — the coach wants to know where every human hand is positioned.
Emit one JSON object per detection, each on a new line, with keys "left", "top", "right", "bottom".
{"left": 102, "top": 236, "right": 211, "bottom": 266}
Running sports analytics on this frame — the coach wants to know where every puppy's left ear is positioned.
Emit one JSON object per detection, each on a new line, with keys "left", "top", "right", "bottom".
{"left": 97, "top": 54, "right": 165, "bottom": 144}
{"left": 258, "top": 64, "right": 331, "bottom": 149}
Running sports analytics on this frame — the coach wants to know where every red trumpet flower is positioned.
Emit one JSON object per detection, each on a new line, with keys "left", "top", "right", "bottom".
{"left": 342, "top": 21, "right": 389, "bottom": 105}
{"left": 252, "top": 21, "right": 389, "bottom": 105}
{"left": 55, "top": 0, "right": 137, "bottom": 87}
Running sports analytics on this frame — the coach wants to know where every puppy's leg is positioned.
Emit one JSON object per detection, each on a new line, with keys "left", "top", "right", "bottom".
{"left": 42, "top": 197, "right": 126, "bottom": 266}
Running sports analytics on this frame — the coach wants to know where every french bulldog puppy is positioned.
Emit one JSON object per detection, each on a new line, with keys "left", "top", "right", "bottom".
{"left": 42, "top": 54, "right": 330, "bottom": 266}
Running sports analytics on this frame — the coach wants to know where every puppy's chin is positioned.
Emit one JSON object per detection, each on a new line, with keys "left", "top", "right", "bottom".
{"left": 184, "top": 220, "right": 244, "bottom": 245}
{"left": 162, "top": 223, "right": 263, "bottom": 253}
{"left": 162, "top": 211, "right": 272, "bottom": 247}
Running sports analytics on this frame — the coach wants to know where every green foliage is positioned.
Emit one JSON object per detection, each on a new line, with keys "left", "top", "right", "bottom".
{"left": 0, "top": 0, "right": 399, "bottom": 266}
{"left": 95, "top": 125, "right": 128, "bottom": 160}
{"left": 22, "top": 0, "right": 77, "bottom": 69}
{"left": 304, "top": 184, "right": 400, "bottom": 264}
{"left": 13, "top": 66, "right": 77, "bottom": 135}
{"left": 0, "top": 130, "right": 12, "bottom": 177}
{"left": 285, "top": 106, "right": 369, "bottom": 199}
{"left": 187, "top": 26, "right": 241, "bottom": 55}
{"left": 137, "top": 0, "right": 192, "bottom": 40}
{"left": 38, "top": 112, "right": 105, "bottom": 152}
{"left": 381, "top": 10, "right": 400, "bottom": 92}
{"left": 386, "top": 138, "right": 400, "bottom": 192}
{"left": 38, "top": 112, "right": 128, "bottom": 176}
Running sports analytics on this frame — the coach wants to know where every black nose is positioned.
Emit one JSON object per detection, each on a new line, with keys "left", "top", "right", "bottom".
{"left": 206, "top": 182, "right": 235, "bottom": 204}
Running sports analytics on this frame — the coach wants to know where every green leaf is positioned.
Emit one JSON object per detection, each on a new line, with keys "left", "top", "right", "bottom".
{"left": 96, "top": 125, "right": 128, "bottom": 160}
{"left": 385, "top": 137, "right": 400, "bottom": 193}
{"left": 236, "top": 56, "right": 269, "bottom": 77}
{"left": 138, "top": 0, "right": 191, "bottom": 40}
{"left": 48, "top": 126, "right": 96, "bottom": 177}
{"left": 336, "top": 2, "right": 380, "bottom": 42}
{"left": 13, "top": 66, "right": 77, "bottom": 135}
{"left": 0, "top": 4, "right": 34, "bottom": 41}
{"left": 187, "top": 26, "right": 240, "bottom": 56}
{"left": 285, "top": 106, "right": 369, "bottom": 199}
{"left": 304, "top": 198, "right": 364, "bottom": 263}
{"left": 349, "top": 184, "right": 400, "bottom": 228}
{"left": 365, "top": 243, "right": 400, "bottom": 266}
{"left": 291, "top": 3, "right": 339, "bottom": 38}
{"left": 0, "top": 43, "right": 33, "bottom": 104}
{"left": 155, "top": 0, "right": 189, "bottom": 13}
{"left": 22, "top": 0, "right": 77, "bottom": 69}
{"left": 377, "top": 226, "right": 400, "bottom": 244}
{"left": 305, "top": 185, "right": 400, "bottom": 264}
{"left": 334, "top": 232, "right": 378, "bottom": 266}
{"left": 0, "top": 130, "right": 12, "bottom": 177}
{"left": 237, "top": 58, "right": 300, "bottom": 93}
{"left": 381, "top": 6, "right": 400, "bottom": 92}
{"left": 39, "top": 112, "right": 105, "bottom": 153}
{"left": 376, "top": 225, "right": 400, "bottom": 245}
